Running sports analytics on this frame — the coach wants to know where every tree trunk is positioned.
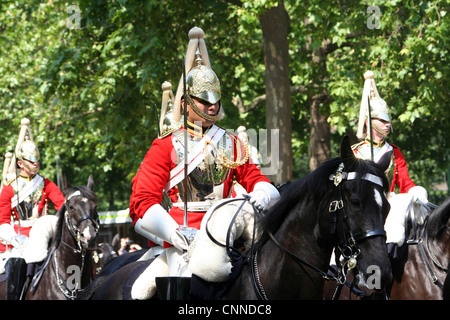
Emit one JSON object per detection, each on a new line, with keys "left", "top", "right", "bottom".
{"left": 259, "top": 1, "right": 292, "bottom": 184}
{"left": 307, "top": 39, "right": 332, "bottom": 171}
{"left": 308, "top": 91, "right": 330, "bottom": 171}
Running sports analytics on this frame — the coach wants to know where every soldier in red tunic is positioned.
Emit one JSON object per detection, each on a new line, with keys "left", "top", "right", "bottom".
{"left": 128, "top": 27, "right": 279, "bottom": 299}
{"left": 353, "top": 71, "right": 428, "bottom": 253}
{"left": 0, "top": 118, "right": 65, "bottom": 299}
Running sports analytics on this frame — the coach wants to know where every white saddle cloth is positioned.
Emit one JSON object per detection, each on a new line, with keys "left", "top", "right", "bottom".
{"left": 131, "top": 198, "right": 256, "bottom": 300}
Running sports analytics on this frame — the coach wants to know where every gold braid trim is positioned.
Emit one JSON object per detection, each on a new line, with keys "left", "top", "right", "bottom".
{"left": 205, "top": 135, "right": 249, "bottom": 169}
{"left": 364, "top": 137, "right": 385, "bottom": 148}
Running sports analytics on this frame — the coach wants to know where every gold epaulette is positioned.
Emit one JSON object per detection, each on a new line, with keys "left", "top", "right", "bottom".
{"left": 159, "top": 126, "right": 181, "bottom": 139}
{"left": 4, "top": 177, "right": 17, "bottom": 186}
{"left": 351, "top": 141, "right": 365, "bottom": 151}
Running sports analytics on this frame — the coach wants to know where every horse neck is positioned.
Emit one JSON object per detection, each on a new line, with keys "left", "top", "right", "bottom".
{"left": 393, "top": 225, "right": 449, "bottom": 299}
{"left": 268, "top": 216, "right": 332, "bottom": 266}
{"left": 427, "top": 221, "right": 450, "bottom": 262}
{"left": 55, "top": 222, "right": 86, "bottom": 275}
{"left": 254, "top": 201, "right": 333, "bottom": 299}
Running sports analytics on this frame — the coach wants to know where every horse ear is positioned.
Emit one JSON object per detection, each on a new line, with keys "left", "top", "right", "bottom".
{"left": 87, "top": 174, "right": 95, "bottom": 191}
{"left": 340, "top": 135, "right": 358, "bottom": 171}
{"left": 62, "top": 175, "right": 71, "bottom": 195}
{"left": 377, "top": 150, "right": 393, "bottom": 172}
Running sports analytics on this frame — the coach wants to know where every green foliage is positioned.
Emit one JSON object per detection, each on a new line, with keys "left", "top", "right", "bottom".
{"left": 0, "top": 0, "right": 448, "bottom": 210}
{"left": 287, "top": 0, "right": 449, "bottom": 202}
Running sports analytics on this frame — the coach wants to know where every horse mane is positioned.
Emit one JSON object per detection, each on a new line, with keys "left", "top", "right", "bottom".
{"left": 426, "top": 197, "right": 450, "bottom": 241}
{"left": 51, "top": 185, "right": 98, "bottom": 249}
{"left": 254, "top": 156, "right": 389, "bottom": 248}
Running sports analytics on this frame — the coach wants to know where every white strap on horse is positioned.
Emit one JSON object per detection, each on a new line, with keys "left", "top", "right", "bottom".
{"left": 346, "top": 172, "right": 384, "bottom": 188}
{"left": 66, "top": 190, "right": 82, "bottom": 201}
{"left": 164, "top": 125, "right": 226, "bottom": 191}
{"left": 10, "top": 174, "right": 44, "bottom": 209}
{"left": 329, "top": 169, "right": 384, "bottom": 188}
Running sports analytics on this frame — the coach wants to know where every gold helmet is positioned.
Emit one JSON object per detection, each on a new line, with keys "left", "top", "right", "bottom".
{"left": 356, "top": 71, "right": 392, "bottom": 139}
{"left": 186, "top": 60, "right": 221, "bottom": 105}
{"left": 15, "top": 118, "right": 40, "bottom": 163}
{"left": 173, "top": 27, "right": 224, "bottom": 122}
{"left": 17, "top": 138, "right": 40, "bottom": 163}
{"left": 1, "top": 118, "right": 39, "bottom": 187}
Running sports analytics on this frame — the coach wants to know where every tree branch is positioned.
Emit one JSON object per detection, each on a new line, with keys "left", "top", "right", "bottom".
{"left": 223, "top": 0, "right": 243, "bottom": 6}
{"left": 232, "top": 85, "right": 306, "bottom": 113}
{"left": 52, "top": 107, "right": 103, "bottom": 129}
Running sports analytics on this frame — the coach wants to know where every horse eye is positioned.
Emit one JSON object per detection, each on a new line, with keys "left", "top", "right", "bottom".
{"left": 350, "top": 199, "right": 360, "bottom": 208}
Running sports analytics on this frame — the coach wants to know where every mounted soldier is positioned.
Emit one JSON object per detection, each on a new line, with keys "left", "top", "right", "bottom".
{"left": 0, "top": 118, "right": 65, "bottom": 299}
{"left": 353, "top": 70, "right": 429, "bottom": 259}
{"left": 128, "top": 27, "right": 279, "bottom": 300}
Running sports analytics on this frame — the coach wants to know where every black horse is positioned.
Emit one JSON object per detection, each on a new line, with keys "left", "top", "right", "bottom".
{"left": 21, "top": 175, "right": 100, "bottom": 300}
{"left": 389, "top": 196, "right": 450, "bottom": 299}
{"left": 81, "top": 136, "right": 392, "bottom": 299}
{"left": 91, "top": 242, "right": 119, "bottom": 277}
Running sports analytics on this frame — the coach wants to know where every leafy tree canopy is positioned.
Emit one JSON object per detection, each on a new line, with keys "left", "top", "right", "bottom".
{"left": 0, "top": 0, "right": 448, "bottom": 209}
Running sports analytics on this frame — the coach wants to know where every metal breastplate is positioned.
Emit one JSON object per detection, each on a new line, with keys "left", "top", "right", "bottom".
{"left": 172, "top": 129, "right": 234, "bottom": 202}
{"left": 11, "top": 176, "right": 44, "bottom": 220}
{"left": 384, "top": 155, "right": 395, "bottom": 187}
{"left": 354, "top": 143, "right": 395, "bottom": 185}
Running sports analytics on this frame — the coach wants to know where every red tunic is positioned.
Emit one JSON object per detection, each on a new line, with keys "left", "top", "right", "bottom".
{"left": 129, "top": 128, "right": 270, "bottom": 232}
{"left": 0, "top": 178, "right": 65, "bottom": 252}
{"left": 352, "top": 140, "right": 416, "bottom": 193}
{"left": 390, "top": 144, "right": 416, "bottom": 193}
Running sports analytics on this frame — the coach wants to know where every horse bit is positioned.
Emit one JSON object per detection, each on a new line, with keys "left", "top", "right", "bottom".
{"left": 205, "top": 163, "right": 387, "bottom": 300}
{"left": 57, "top": 190, "right": 99, "bottom": 299}
{"left": 252, "top": 163, "right": 386, "bottom": 300}
{"left": 327, "top": 163, "right": 386, "bottom": 286}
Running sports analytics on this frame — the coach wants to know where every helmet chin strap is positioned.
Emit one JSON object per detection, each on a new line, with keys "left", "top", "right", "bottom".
{"left": 186, "top": 94, "right": 220, "bottom": 122}
{"left": 19, "top": 158, "right": 39, "bottom": 174}
{"left": 371, "top": 121, "right": 390, "bottom": 137}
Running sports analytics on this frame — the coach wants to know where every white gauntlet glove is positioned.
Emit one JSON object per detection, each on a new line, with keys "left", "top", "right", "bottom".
{"left": 169, "top": 228, "right": 190, "bottom": 251}
{"left": 249, "top": 181, "right": 280, "bottom": 212}
{"left": 408, "top": 186, "right": 428, "bottom": 204}
{"left": 0, "top": 223, "right": 26, "bottom": 249}
{"left": 135, "top": 204, "right": 196, "bottom": 251}
{"left": 10, "top": 234, "right": 27, "bottom": 248}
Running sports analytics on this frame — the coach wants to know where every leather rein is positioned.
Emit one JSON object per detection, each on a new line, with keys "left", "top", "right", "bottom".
{"left": 407, "top": 209, "right": 449, "bottom": 290}
{"left": 206, "top": 163, "right": 387, "bottom": 300}
{"left": 29, "top": 191, "right": 99, "bottom": 299}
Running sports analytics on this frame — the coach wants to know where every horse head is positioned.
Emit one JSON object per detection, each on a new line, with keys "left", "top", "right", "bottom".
{"left": 330, "top": 135, "right": 392, "bottom": 293}
{"left": 62, "top": 175, "right": 99, "bottom": 249}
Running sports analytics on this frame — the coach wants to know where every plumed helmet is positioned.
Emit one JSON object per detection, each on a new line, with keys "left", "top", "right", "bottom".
{"left": 173, "top": 27, "right": 224, "bottom": 122}
{"left": 15, "top": 118, "right": 40, "bottom": 163}
{"left": 186, "top": 63, "right": 221, "bottom": 105}
{"left": 356, "top": 71, "right": 392, "bottom": 139}
{"left": 17, "top": 138, "right": 40, "bottom": 163}
{"left": 1, "top": 118, "right": 39, "bottom": 187}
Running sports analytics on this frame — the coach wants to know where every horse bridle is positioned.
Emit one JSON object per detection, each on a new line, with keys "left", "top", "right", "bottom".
{"left": 327, "top": 163, "right": 386, "bottom": 287}
{"left": 407, "top": 211, "right": 449, "bottom": 290}
{"left": 29, "top": 190, "right": 99, "bottom": 299}
{"left": 204, "top": 163, "right": 387, "bottom": 300}
{"left": 53, "top": 191, "right": 100, "bottom": 299}
{"left": 65, "top": 190, "right": 100, "bottom": 247}
{"left": 252, "top": 163, "right": 387, "bottom": 300}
